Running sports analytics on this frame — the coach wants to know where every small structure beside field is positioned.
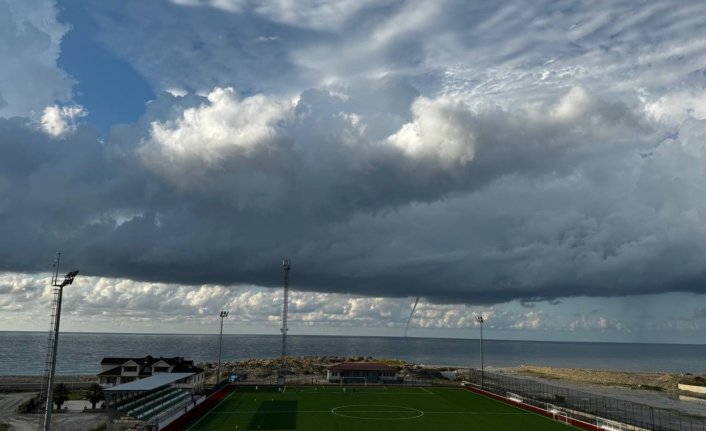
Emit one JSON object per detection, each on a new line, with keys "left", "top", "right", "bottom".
{"left": 326, "top": 362, "right": 401, "bottom": 384}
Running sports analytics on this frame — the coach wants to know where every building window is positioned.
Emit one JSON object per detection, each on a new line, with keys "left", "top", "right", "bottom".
{"left": 123, "top": 366, "right": 137, "bottom": 372}
{"left": 154, "top": 366, "right": 169, "bottom": 373}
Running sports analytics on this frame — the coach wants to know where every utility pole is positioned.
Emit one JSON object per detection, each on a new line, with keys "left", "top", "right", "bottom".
{"left": 39, "top": 252, "right": 78, "bottom": 431}
{"left": 279, "top": 259, "right": 291, "bottom": 385}
{"left": 216, "top": 310, "right": 228, "bottom": 385}
{"left": 475, "top": 315, "right": 485, "bottom": 389}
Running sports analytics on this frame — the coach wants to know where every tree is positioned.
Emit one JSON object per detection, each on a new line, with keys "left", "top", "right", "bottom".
{"left": 53, "top": 383, "right": 70, "bottom": 410}
{"left": 17, "top": 396, "right": 38, "bottom": 413}
{"left": 86, "top": 383, "right": 105, "bottom": 409}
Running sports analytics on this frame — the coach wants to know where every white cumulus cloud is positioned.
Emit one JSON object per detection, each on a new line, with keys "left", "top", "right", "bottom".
{"left": 39, "top": 104, "right": 87, "bottom": 137}
{"left": 0, "top": 0, "right": 72, "bottom": 117}
{"left": 387, "top": 96, "right": 476, "bottom": 168}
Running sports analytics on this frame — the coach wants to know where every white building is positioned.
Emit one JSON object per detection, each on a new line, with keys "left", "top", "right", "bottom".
{"left": 99, "top": 356, "right": 205, "bottom": 391}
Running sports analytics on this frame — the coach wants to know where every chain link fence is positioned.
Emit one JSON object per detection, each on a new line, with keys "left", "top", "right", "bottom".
{"left": 463, "top": 369, "right": 706, "bottom": 431}
{"left": 229, "top": 370, "right": 455, "bottom": 387}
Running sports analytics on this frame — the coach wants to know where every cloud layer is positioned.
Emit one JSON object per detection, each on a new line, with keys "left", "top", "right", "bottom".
{"left": 1, "top": 0, "right": 706, "bottom": 313}
{"left": 4, "top": 271, "right": 705, "bottom": 343}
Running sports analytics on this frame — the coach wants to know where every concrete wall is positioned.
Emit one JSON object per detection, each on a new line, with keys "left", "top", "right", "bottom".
{"left": 678, "top": 383, "right": 706, "bottom": 394}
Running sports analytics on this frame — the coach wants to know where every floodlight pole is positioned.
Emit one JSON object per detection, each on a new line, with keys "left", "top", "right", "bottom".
{"left": 216, "top": 310, "right": 228, "bottom": 385}
{"left": 40, "top": 253, "right": 78, "bottom": 431}
{"left": 476, "top": 315, "right": 485, "bottom": 389}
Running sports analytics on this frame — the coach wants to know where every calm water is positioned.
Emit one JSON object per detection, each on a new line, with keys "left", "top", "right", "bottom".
{"left": 0, "top": 331, "right": 704, "bottom": 376}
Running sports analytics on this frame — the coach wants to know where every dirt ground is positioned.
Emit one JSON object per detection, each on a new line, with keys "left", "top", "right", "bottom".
{"left": 510, "top": 365, "right": 682, "bottom": 392}
{"left": 498, "top": 365, "right": 706, "bottom": 417}
{"left": 0, "top": 392, "right": 107, "bottom": 431}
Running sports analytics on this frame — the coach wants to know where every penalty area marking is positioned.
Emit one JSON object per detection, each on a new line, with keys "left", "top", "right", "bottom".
{"left": 331, "top": 405, "right": 424, "bottom": 420}
{"left": 186, "top": 389, "right": 237, "bottom": 431}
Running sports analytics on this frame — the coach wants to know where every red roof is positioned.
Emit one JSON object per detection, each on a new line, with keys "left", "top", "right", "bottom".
{"left": 328, "top": 362, "right": 397, "bottom": 372}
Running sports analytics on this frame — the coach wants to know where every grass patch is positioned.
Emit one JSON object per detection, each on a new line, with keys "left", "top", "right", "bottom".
{"left": 624, "top": 384, "right": 664, "bottom": 392}
{"left": 68, "top": 390, "right": 88, "bottom": 400}
{"left": 183, "top": 385, "right": 576, "bottom": 431}
{"left": 0, "top": 422, "right": 8, "bottom": 431}
{"left": 248, "top": 400, "right": 298, "bottom": 429}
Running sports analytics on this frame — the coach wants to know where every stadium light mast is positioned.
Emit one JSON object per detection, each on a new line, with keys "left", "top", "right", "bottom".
{"left": 476, "top": 314, "right": 485, "bottom": 389}
{"left": 39, "top": 252, "right": 78, "bottom": 431}
{"left": 279, "top": 259, "right": 291, "bottom": 385}
{"left": 216, "top": 310, "right": 229, "bottom": 385}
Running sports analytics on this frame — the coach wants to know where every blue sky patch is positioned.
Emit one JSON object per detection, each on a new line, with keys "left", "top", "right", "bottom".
{"left": 56, "top": 0, "right": 154, "bottom": 134}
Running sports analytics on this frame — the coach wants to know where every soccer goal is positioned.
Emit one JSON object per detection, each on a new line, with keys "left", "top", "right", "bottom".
{"left": 597, "top": 418, "right": 627, "bottom": 431}
{"left": 506, "top": 392, "right": 523, "bottom": 403}
{"left": 341, "top": 377, "right": 367, "bottom": 387}
{"left": 547, "top": 404, "right": 569, "bottom": 423}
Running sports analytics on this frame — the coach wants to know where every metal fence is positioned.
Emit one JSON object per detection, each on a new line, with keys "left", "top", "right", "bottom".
{"left": 464, "top": 369, "right": 706, "bottom": 431}
{"left": 0, "top": 378, "right": 94, "bottom": 393}
{"left": 230, "top": 371, "right": 454, "bottom": 387}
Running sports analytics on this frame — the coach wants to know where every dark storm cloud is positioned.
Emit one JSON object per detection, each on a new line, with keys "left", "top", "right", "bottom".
{"left": 2, "top": 80, "right": 706, "bottom": 305}
{"left": 3, "top": 0, "right": 706, "bottom": 306}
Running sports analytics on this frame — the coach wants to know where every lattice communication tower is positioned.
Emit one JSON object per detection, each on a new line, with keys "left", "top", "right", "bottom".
{"left": 279, "top": 259, "right": 291, "bottom": 384}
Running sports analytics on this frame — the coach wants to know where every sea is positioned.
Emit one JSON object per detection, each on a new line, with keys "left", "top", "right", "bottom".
{"left": 0, "top": 331, "right": 704, "bottom": 376}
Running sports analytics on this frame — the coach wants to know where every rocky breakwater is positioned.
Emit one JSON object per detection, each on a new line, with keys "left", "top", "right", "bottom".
{"left": 197, "top": 356, "right": 452, "bottom": 382}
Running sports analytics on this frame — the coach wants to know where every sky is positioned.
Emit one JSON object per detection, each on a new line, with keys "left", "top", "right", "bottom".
{"left": 2, "top": 0, "right": 706, "bottom": 343}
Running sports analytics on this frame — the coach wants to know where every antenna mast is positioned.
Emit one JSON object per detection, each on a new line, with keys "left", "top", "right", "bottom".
{"left": 279, "top": 259, "right": 291, "bottom": 385}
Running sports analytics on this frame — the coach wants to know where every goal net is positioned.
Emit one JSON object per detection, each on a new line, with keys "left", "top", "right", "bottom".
{"left": 546, "top": 404, "right": 569, "bottom": 423}
{"left": 341, "top": 377, "right": 367, "bottom": 387}
{"left": 597, "top": 418, "right": 627, "bottom": 431}
{"left": 506, "top": 392, "right": 523, "bottom": 403}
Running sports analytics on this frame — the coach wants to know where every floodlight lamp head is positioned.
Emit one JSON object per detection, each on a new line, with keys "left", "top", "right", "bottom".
{"left": 475, "top": 315, "right": 485, "bottom": 324}
{"left": 283, "top": 259, "right": 290, "bottom": 270}
{"left": 59, "top": 270, "right": 79, "bottom": 287}
{"left": 220, "top": 311, "right": 229, "bottom": 318}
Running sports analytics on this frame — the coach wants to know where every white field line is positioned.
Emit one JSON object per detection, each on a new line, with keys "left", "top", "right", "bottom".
{"left": 419, "top": 387, "right": 434, "bottom": 395}
{"left": 424, "top": 411, "right": 531, "bottom": 415}
{"left": 208, "top": 409, "right": 532, "bottom": 416}
{"left": 186, "top": 389, "right": 237, "bottom": 431}
{"left": 303, "top": 391, "right": 431, "bottom": 396}
{"left": 211, "top": 410, "right": 331, "bottom": 414}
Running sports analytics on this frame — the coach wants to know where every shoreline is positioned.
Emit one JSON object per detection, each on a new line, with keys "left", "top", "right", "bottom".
{"left": 0, "top": 361, "right": 696, "bottom": 390}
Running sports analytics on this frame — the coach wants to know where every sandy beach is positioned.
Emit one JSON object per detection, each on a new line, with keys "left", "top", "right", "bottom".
{"left": 507, "top": 365, "right": 681, "bottom": 392}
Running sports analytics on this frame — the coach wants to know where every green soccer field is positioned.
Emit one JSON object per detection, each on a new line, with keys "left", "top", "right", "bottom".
{"left": 184, "top": 385, "right": 576, "bottom": 431}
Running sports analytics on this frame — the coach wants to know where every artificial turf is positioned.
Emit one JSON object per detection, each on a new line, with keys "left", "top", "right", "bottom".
{"left": 183, "top": 385, "right": 575, "bottom": 431}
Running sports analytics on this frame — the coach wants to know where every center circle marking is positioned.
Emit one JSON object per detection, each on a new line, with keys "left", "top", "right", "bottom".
{"left": 331, "top": 404, "right": 424, "bottom": 420}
